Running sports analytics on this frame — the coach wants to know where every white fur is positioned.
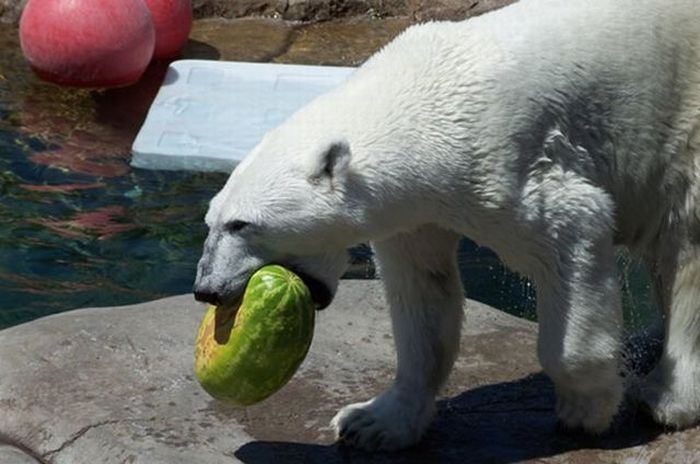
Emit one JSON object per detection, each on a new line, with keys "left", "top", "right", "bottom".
{"left": 195, "top": 0, "right": 700, "bottom": 451}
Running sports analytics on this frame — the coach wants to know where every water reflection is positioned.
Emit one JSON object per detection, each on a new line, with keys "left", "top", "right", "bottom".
{"left": 0, "top": 122, "right": 228, "bottom": 327}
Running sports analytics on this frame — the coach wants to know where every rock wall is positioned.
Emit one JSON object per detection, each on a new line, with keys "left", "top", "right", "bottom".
{"left": 191, "top": 0, "right": 516, "bottom": 22}
{"left": 1, "top": 0, "right": 517, "bottom": 25}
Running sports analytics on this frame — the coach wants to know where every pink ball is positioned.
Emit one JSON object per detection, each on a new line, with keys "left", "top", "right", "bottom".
{"left": 142, "top": 0, "right": 192, "bottom": 60}
{"left": 19, "top": 0, "right": 155, "bottom": 88}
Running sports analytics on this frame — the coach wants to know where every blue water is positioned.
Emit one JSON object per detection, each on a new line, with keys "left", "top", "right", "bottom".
{"left": 0, "top": 129, "right": 211, "bottom": 324}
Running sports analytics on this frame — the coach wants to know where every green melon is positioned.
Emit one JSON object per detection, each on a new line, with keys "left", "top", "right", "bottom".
{"left": 194, "top": 265, "right": 315, "bottom": 406}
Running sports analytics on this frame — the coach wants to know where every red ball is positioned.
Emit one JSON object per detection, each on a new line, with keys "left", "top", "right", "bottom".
{"left": 19, "top": 0, "right": 155, "bottom": 88}
{"left": 142, "top": 0, "right": 192, "bottom": 60}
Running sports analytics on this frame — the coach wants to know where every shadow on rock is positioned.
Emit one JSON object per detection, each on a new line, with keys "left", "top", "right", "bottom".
{"left": 235, "top": 373, "right": 663, "bottom": 464}
{"left": 182, "top": 39, "right": 222, "bottom": 61}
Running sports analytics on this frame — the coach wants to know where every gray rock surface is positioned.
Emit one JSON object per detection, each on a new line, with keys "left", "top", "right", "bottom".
{"left": 0, "top": 444, "right": 41, "bottom": 464}
{"left": 0, "top": 280, "right": 698, "bottom": 463}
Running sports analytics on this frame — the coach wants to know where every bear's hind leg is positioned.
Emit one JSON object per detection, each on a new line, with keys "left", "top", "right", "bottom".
{"left": 521, "top": 174, "right": 624, "bottom": 434}
{"left": 641, "top": 241, "right": 700, "bottom": 429}
{"left": 535, "top": 227, "right": 624, "bottom": 433}
{"left": 331, "top": 225, "right": 463, "bottom": 451}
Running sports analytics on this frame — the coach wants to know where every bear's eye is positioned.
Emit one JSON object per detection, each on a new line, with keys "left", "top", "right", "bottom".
{"left": 224, "top": 220, "right": 251, "bottom": 233}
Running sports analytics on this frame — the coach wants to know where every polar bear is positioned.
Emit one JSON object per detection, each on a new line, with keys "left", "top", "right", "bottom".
{"left": 193, "top": 0, "right": 700, "bottom": 451}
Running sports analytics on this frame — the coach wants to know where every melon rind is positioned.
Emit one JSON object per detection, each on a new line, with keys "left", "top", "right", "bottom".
{"left": 194, "top": 265, "right": 315, "bottom": 406}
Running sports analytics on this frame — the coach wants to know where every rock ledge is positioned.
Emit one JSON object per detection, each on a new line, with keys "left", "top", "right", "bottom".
{"left": 0, "top": 280, "right": 698, "bottom": 463}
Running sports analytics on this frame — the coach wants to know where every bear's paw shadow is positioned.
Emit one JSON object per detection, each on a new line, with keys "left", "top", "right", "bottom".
{"left": 235, "top": 373, "right": 663, "bottom": 464}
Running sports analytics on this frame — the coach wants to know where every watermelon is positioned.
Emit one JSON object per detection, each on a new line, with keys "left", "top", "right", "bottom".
{"left": 194, "top": 265, "right": 315, "bottom": 406}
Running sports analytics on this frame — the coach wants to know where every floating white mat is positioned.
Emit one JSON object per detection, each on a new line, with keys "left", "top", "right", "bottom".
{"left": 131, "top": 60, "right": 356, "bottom": 172}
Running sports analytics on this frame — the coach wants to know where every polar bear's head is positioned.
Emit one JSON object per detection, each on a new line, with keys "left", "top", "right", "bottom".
{"left": 193, "top": 121, "right": 369, "bottom": 310}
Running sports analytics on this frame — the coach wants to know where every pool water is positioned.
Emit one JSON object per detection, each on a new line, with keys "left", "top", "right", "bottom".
{"left": 0, "top": 27, "right": 656, "bottom": 330}
{"left": 0, "top": 123, "right": 217, "bottom": 321}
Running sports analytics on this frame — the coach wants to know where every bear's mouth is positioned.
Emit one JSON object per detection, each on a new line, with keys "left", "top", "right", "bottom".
{"left": 292, "top": 269, "right": 333, "bottom": 310}
{"left": 197, "top": 266, "right": 334, "bottom": 311}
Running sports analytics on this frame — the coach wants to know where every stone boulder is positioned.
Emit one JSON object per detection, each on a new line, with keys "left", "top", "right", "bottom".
{"left": 0, "top": 280, "right": 698, "bottom": 463}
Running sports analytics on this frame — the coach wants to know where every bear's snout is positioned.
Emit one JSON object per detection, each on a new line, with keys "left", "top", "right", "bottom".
{"left": 193, "top": 287, "right": 222, "bottom": 306}
{"left": 192, "top": 273, "right": 248, "bottom": 309}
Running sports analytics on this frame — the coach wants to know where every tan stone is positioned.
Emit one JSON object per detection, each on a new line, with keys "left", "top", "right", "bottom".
{"left": 1, "top": 0, "right": 517, "bottom": 25}
{"left": 276, "top": 17, "right": 411, "bottom": 67}
{"left": 184, "top": 18, "right": 294, "bottom": 62}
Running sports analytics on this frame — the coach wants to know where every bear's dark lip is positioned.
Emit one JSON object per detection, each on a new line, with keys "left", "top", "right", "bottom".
{"left": 290, "top": 269, "right": 333, "bottom": 311}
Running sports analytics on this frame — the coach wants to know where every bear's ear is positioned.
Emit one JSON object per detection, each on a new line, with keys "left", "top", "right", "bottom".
{"left": 308, "top": 138, "right": 351, "bottom": 186}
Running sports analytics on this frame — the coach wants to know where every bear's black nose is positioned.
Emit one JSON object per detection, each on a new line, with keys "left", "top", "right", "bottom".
{"left": 193, "top": 289, "right": 221, "bottom": 306}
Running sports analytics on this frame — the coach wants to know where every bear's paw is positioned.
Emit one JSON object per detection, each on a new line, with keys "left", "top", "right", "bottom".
{"left": 331, "top": 388, "right": 435, "bottom": 451}
{"left": 555, "top": 381, "right": 622, "bottom": 434}
{"left": 640, "top": 359, "right": 700, "bottom": 429}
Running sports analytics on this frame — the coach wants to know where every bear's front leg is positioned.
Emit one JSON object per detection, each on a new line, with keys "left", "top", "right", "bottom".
{"left": 331, "top": 226, "right": 464, "bottom": 451}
